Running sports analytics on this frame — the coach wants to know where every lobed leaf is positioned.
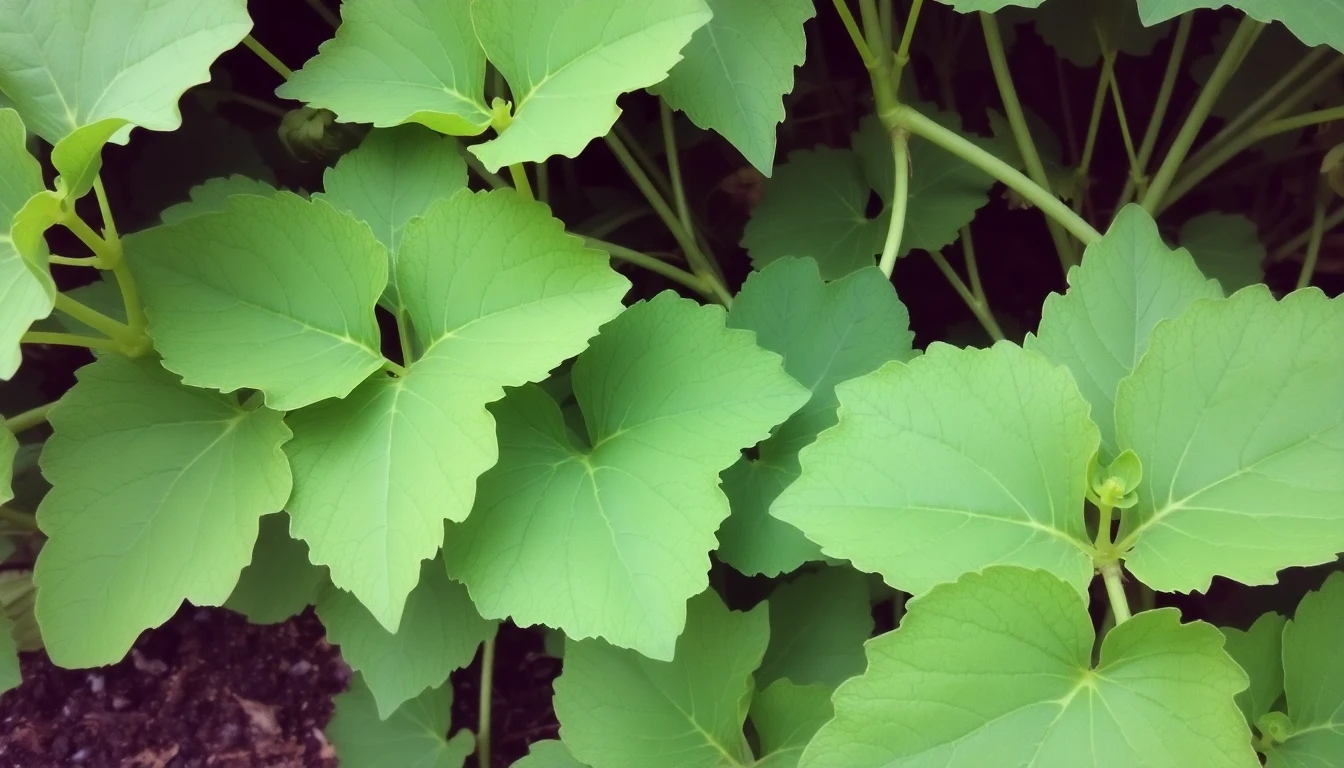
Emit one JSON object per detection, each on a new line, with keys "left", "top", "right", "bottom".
{"left": 1179, "top": 212, "right": 1265, "bottom": 294}
{"left": 1137, "top": 0, "right": 1344, "bottom": 55}
{"left": 1266, "top": 572, "right": 1344, "bottom": 766}
{"left": 223, "top": 512, "right": 327, "bottom": 626}
{"left": 749, "top": 680, "right": 834, "bottom": 768}
{"left": 327, "top": 674, "right": 476, "bottom": 768}
{"left": 0, "top": 108, "right": 52, "bottom": 380}
{"left": 159, "top": 175, "right": 277, "bottom": 226}
{"left": 756, "top": 566, "right": 873, "bottom": 689}
{"left": 1221, "top": 611, "right": 1287, "bottom": 726}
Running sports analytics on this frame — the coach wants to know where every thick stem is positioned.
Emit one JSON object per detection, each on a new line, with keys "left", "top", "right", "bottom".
{"left": 1115, "top": 13, "right": 1193, "bottom": 211}
{"left": 878, "top": 131, "right": 910, "bottom": 278}
{"left": 1094, "top": 503, "right": 1115, "bottom": 548}
{"left": 858, "top": 0, "right": 897, "bottom": 115}
{"left": 890, "top": 106, "right": 1102, "bottom": 246}
{"left": 583, "top": 236, "right": 717, "bottom": 301}
{"left": 21, "top": 331, "right": 118, "bottom": 352}
{"left": 1100, "top": 563, "right": 1132, "bottom": 624}
{"left": 659, "top": 100, "right": 694, "bottom": 238}
{"left": 477, "top": 637, "right": 495, "bottom": 768}
{"left": 1297, "top": 188, "right": 1329, "bottom": 290}
{"left": 1141, "top": 18, "right": 1263, "bottom": 214}
{"left": 243, "top": 35, "right": 293, "bottom": 80}
{"left": 4, "top": 403, "right": 54, "bottom": 434}
{"left": 508, "top": 164, "right": 534, "bottom": 201}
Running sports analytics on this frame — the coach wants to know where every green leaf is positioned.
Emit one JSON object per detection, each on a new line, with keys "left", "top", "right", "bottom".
{"left": 553, "top": 590, "right": 768, "bottom": 768}
{"left": 328, "top": 674, "right": 476, "bottom": 768}
{"left": 445, "top": 293, "right": 807, "bottom": 660}
{"left": 651, "top": 0, "right": 815, "bottom": 174}
{"left": 800, "top": 567, "right": 1258, "bottom": 767}
{"left": 128, "top": 192, "right": 388, "bottom": 412}
{"left": 469, "top": 0, "right": 713, "bottom": 171}
{"left": 287, "top": 190, "right": 628, "bottom": 630}
{"left": 1035, "top": 0, "right": 1171, "bottom": 67}
{"left": 1138, "top": 0, "right": 1344, "bottom": 54}
{"left": 318, "top": 557, "right": 495, "bottom": 719}
{"left": 0, "top": 611, "right": 18, "bottom": 695}
{"left": 774, "top": 343, "right": 1099, "bottom": 597}
{"left": 1179, "top": 212, "right": 1266, "bottom": 294}
{"left": 718, "top": 259, "right": 914, "bottom": 576}
{"left": 33, "top": 356, "right": 292, "bottom": 667}
{"left": 1026, "top": 204, "right": 1221, "bottom": 457}
{"left": 0, "top": 0, "right": 252, "bottom": 189}
{"left": 315, "top": 125, "right": 468, "bottom": 313}
{"left": 0, "top": 426, "right": 14, "bottom": 506}
{"left": 224, "top": 512, "right": 327, "bottom": 625}
{"left": 1114, "top": 287, "right": 1344, "bottom": 593}
{"left": 1267, "top": 572, "right": 1344, "bottom": 766}
{"left": 756, "top": 566, "right": 873, "bottom": 689}
{"left": 277, "top": 0, "right": 491, "bottom": 137}
{"left": 160, "top": 176, "right": 277, "bottom": 226}
{"left": 1221, "top": 612, "right": 1287, "bottom": 725}
{"left": 749, "top": 680, "right": 834, "bottom": 768}
{"left": 512, "top": 741, "right": 589, "bottom": 768}
{"left": 0, "top": 108, "right": 53, "bottom": 380}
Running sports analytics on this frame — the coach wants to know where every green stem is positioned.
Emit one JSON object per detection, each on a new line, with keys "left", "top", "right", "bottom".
{"left": 461, "top": 148, "right": 508, "bottom": 190}
{"left": 381, "top": 359, "right": 409, "bottom": 377}
{"left": 659, "top": 100, "right": 694, "bottom": 239}
{"left": 0, "top": 506, "right": 38, "bottom": 534}
{"left": 477, "top": 637, "right": 495, "bottom": 768}
{"left": 1116, "top": 13, "right": 1192, "bottom": 211}
{"left": 243, "top": 35, "right": 293, "bottom": 80}
{"left": 583, "top": 237, "right": 716, "bottom": 300}
{"left": 1094, "top": 503, "right": 1115, "bottom": 548}
{"left": 981, "top": 12, "right": 1075, "bottom": 269}
{"left": 1141, "top": 17, "right": 1263, "bottom": 214}
{"left": 52, "top": 293, "right": 134, "bottom": 344}
{"left": 1102, "top": 50, "right": 1143, "bottom": 195}
{"left": 1273, "top": 205, "right": 1344, "bottom": 261}
{"left": 21, "top": 331, "right": 118, "bottom": 352}
{"left": 878, "top": 131, "right": 910, "bottom": 278}
{"left": 395, "top": 309, "right": 416, "bottom": 366}
{"left": 211, "top": 90, "right": 289, "bottom": 118}
{"left": 1256, "top": 105, "right": 1344, "bottom": 140}
{"left": 536, "top": 160, "right": 549, "bottom": 205}
{"left": 508, "top": 164, "right": 534, "bottom": 201}
{"left": 1072, "top": 57, "right": 1112, "bottom": 216}
{"left": 831, "top": 0, "right": 877, "bottom": 68}
{"left": 48, "top": 255, "right": 101, "bottom": 267}
{"left": 1100, "top": 563, "right": 1132, "bottom": 624}
{"left": 94, "top": 177, "right": 148, "bottom": 334}
{"left": 890, "top": 106, "right": 1102, "bottom": 246}
{"left": 892, "top": 0, "right": 925, "bottom": 85}
{"left": 581, "top": 207, "right": 652, "bottom": 240}
{"left": 1297, "top": 188, "right": 1328, "bottom": 290}
{"left": 61, "top": 211, "right": 118, "bottom": 265}
{"left": 859, "top": 0, "right": 897, "bottom": 116}
{"left": 303, "top": 0, "right": 340, "bottom": 27}
{"left": 929, "top": 249, "right": 1006, "bottom": 342}
{"left": 611, "top": 123, "right": 675, "bottom": 201}
{"left": 4, "top": 403, "right": 54, "bottom": 434}
{"left": 93, "top": 177, "right": 119, "bottom": 242}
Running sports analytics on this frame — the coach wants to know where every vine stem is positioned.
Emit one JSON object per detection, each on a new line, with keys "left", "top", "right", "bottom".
{"left": 1297, "top": 187, "right": 1328, "bottom": 290}
{"left": 1100, "top": 563, "right": 1132, "bottom": 624}
{"left": 21, "top": 331, "right": 118, "bottom": 353}
{"left": 477, "top": 637, "right": 495, "bottom": 768}
{"left": 878, "top": 131, "right": 909, "bottom": 278}
{"left": 243, "top": 35, "right": 293, "bottom": 80}
{"left": 94, "top": 176, "right": 147, "bottom": 333}
{"left": 4, "top": 403, "right": 54, "bottom": 434}
{"left": 584, "top": 237, "right": 715, "bottom": 300}
{"left": 508, "top": 164, "right": 534, "bottom": 201}
{"left": 889, "top": 106, "right": 1101, "bottom": 246}
{"left": 1115, "top": 13, "right": 1193, "bottom": 211}
{"left": 52, "top": 294, "right": 135, "bottom": 347}
{"left": 1141, "top": 17, "right": 1263, "bottom": 214}
{"left": 659, "top": 100, "right": 694, "bottom": 238}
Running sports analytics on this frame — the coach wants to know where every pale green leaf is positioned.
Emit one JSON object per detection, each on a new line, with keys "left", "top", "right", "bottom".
{"left": 33, "top": 356, "right": 292, "bottom": 667}
{"left": 316, "top": 125, "right": 468, "bottom": 312}
{"left": 469, "top": 0, "right": 713, "bottom": 171}
{"left": 774, "top": 343, "right": 1099, "bottom": 596}
{"left": 1036, "top": 0, "right": 1171, "bottom": 67}
{"left": 553, "top": 590, "right": 767, "bottom": 768}
{"left": 1138, "top": 0, "right": 1344, "bottom": 54}
{"left": 318, "top": 557, "right": 495, "bottom": 719}
{"left": 160, "top": 176, "right": 277, "bottom": 226}
{"left": 512, "top": 741, "right": 589, "bottom": 768}
{"left": 128, "top": 192, "right": 387, "bottom": 412}
{"left": 328, "top": 674, "right": 476, "bottom": 768}
{"left": 757, "top": 566, "right": 872, "bottom": 689}
{"left": 1026, "top": 204, "right": 1221, "bottom": 457}
{"left": 1114, "top": 287, "right": 1344, "bottom": 593}
{"left": 445, "top": 294, "right": 807, "bottom": 660}
{"left": 224, "top": 512, "right": 327, "bottom": 625}
{"left": 718, "top": 259, "right": 914, "bottom": 576}
{"left": 0, "top": 108, "right": 52, "bottom": 380}
{"left": 651, "top": 0, "right": 815, "bottom": 174}
{"left": 1221, "top": 612, "right": 1287, "bottom": 725}
{"left": 0, "top": 611, "right": 17, "bottom": 695}
{"left": 277, "top": 0, "right": 491, "bottom": 136}
{"left": 1179, "top": 212, "right": 1265, "bottom": 294}
{"left": 287, "top": 190, "right": 628, "bottom": 630}
{"left": 800, "top": 567, "right": 1258, "bottom": 767}
{"left": 749, "top": 680, "right": 834, "bottom": 768}
{"left": 1266, "top": 572, "right": 1344, "bottom": 767}
{"left": 0, "top": 0, "right": 252, "bottom": 186}
{"left": 0, "top": 427, "right": 14, "bottom": 507}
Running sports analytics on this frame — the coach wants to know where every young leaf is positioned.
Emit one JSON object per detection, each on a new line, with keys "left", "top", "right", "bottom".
{"left": 0, "top": 0, "right": 252, "bottom": 194}
{"left": 128, "top": 192, "right": 388, "bottom": 411}
{"left": 756, "top": 566, "right": 873, "bottom": 689}
{"left": 718, "top": 259, "right": 914, "bottom": 577}
{"left": 286, "top": 190, "right": 628, "bottom": 630}
{"left": 33, "top": 356, "right": 292, "bottom": 667}
{"left": 553, "top": 590, "right": 768, "bottom": 768}
{"left": 1179, "top": 212, "right": 1266, "bottom": 294}
{"left": 327, "top": 674, "right": 475, "bottom": 768}
{"left": 1221, "top": 612, "right": 1287, "bottom": 725}
{"left": 0, "top": 611, "right": 17, "bottom": 695}
{"left": 1266, "top": 572, "right": 1344, "bottom": 765}
{"left": 1026, "top": 204, "right": 1221, "bottom": 457}
{"left": 0, "top": 108, "right": 53, "bottom": 380}
{"left": 749, "top": 680, "right": 834, "bottom": 768}
{"left": 317, "top": 557, "right": 495, "bottom": 720}
{"left": 277, "top": 0, "right": 492, "bottom": 137}
{"left": 800, "top": 567, "right": 1257, "bottom": 767}
{"left": 469, "top": 0, "right": 713, "bottom": 171}
{"left": 774, "top": 343, "right": 1099, "bottom": 597}
{"left": 1137, "top": 0, "right": 1344, "bottom": 55}
{"left": 223, "top": 512, "right": 327, "bottom": 626}
{"left": 512, "top": 740, "right": 589, "bottom": 767}
{"left": 316, "top": 125, "right": 468, "bottom": 313}
{"left": 1114, "top": 287, "right": 1344, "bottom": 593}
{"left": 651, "top": 0, "right": 815, "bottom": 174}
{"left": 159, "top": 175, "right": 278, "bottom": 226}
{"left": 445, "top": 293, "right": 807, "bottom": 660}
